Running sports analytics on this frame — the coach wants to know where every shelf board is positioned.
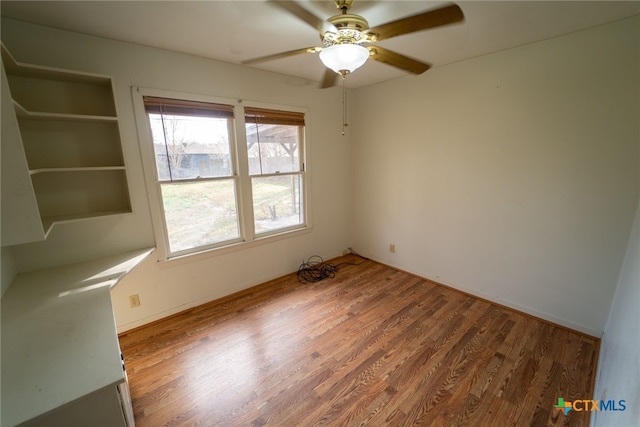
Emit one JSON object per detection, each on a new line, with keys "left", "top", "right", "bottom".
{"left": 2, "top": 43, "right": 112, "bottom": 85}
{"left": 30, "top": 166, "right": 126, "bottom": 175}
{"left": 41, "top": 209, "right": 133, "bottom": 232}
{"left": 13, "top": 100, "right": 118, "bottom": 122}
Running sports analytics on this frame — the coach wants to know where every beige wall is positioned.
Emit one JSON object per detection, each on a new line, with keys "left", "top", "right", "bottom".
{"left": 349, "top": 16, "right": 640, "bottom": 336}
{"left": 1, "top": 247, "right": 16, "bottom": 297}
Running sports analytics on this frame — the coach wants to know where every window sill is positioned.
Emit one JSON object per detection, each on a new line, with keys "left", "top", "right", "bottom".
{"left": 156, "top": 225, "right": 312, "bottom": 268}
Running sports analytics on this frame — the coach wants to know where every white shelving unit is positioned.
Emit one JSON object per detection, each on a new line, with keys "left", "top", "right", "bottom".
{"left": 1, "top": 44, "right": 131, "bottom": 245}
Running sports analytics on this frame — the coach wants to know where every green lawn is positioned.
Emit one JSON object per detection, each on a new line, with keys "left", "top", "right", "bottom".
{"left": 161, "top": 176, "right": 301, "bottom": 252}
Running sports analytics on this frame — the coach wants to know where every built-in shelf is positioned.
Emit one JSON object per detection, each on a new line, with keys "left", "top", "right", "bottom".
{"left": 13, "top": 100, "right": 120, "bottom": 122}
{"left": 1, "top": 43, "right": 131, "bottom": 245}
{"left": 30, "top": 166, "right": 127, "bottom": 175}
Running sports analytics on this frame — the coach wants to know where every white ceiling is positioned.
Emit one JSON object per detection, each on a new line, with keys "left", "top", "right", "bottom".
{"left": 2, "top": 1, "right": 639, "bottom": 88}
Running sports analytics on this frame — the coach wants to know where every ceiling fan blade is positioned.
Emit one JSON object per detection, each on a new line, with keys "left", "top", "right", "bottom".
{"left": 267, "top": 0, "right": 337, "bottom": 34}
{"left": 319, "top": 68, "right": 339, "bottom": 89}
{"left": 364, "top": 3, "right": 464, "bottom": 42}
{"left": 367, "top": 46, "right": 431, "bottom": 74}
{"left": 242, "top": 47, "right": 321, "bottom": 65}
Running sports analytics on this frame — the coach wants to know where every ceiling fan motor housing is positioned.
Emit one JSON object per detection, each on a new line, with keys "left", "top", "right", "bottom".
{"left": 322, "top": 14, "right": 372, "bottom": 47}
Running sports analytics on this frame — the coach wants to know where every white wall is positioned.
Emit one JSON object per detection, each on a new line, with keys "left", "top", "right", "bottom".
{"left": 1, "top": 19, "right": 352, "bottom": 331}
{"left": 350, "top": 16, "right": 640, "bottom": 336}
{"left": 593, "top": 199, "right": 640, "bottom": 425}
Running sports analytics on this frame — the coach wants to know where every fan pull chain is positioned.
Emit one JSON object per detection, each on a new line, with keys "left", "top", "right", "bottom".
{"left": 342, "top": 73, "right": 348, "bottom": 136}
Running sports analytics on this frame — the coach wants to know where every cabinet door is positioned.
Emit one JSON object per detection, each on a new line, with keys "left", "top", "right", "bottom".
{"left": 19, "top": 385, "right": 128, "bottom": 427}
{"left": 1, "top": 60, "right": 45, "bottom": 246}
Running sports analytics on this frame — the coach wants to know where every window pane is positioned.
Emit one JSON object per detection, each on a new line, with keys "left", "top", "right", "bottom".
{"left": 149, "top": 113, "right": 233, "bottom": 181}
{"left": 246, "top": 124, "right": 300, "bottom": 175}
{"left": 252, "top": 175, "right": 303, "bottom": 234}
{"left": 160, "top": 180, "right": 239, "bottom": 253}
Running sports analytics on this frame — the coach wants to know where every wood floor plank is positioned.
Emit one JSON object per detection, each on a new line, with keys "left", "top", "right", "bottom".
{"left": 119, "top": 255, "right": 599, "bottom": 426}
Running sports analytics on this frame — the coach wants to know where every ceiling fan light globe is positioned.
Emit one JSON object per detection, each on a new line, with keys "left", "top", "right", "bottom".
{"left": 319, "top": 44, "right": 369, "bottom": 74}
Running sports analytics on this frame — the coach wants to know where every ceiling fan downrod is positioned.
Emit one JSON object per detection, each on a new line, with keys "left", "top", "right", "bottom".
{"left": 334, "top": 0, "right": 355, "bottom": 14}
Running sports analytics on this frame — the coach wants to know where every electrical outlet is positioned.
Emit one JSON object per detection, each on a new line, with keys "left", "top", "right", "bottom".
{"left": 389, "top": 243, "right": 396, "bottom": 253}
{"left": 129, "top": 294, "right": 141, "bottom": 308}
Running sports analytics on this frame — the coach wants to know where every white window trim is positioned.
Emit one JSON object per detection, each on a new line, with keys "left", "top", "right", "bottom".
{"left": 131, "top": 86, "right": 312, "bottom": 261}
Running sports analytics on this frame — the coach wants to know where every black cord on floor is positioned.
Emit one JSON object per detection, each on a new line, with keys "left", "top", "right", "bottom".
{"left": 297, "top": 250, "right": 370, "bottom": 284}
{"left": 297, "top": 255, "right": 338, "bottom": 283}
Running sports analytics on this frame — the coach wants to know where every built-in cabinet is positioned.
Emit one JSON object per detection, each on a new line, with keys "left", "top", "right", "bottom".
{"left": 1, "top": 249, "right": 153, "bottom": 427}
{"left": 1, "top": 44, "right": 131, "bottom": 246}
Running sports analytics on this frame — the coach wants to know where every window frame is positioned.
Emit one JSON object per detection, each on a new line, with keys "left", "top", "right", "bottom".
{"left": 131, "top": 87, "right": 311, "bottom": 261}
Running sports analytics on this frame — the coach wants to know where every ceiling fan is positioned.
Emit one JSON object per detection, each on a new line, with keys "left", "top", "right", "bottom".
{"left": 242, "top": 0, "right": 465, "bottom": 88}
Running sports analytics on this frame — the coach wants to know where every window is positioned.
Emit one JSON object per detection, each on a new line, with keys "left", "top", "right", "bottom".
{"left": 245, "top": 107, "right": 305, "bottom": 235}
{"left": 134, "top": 90, "right": 308, "bottom": 259}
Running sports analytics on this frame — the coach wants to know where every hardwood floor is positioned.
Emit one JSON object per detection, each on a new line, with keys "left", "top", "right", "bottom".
{"left": 119, "top": 255, "right": 599, "bottom": 426}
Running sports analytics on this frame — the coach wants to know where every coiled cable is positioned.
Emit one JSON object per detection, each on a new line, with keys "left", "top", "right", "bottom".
{"left": 297, "top": 255, "right": 338, "bottom": 283}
